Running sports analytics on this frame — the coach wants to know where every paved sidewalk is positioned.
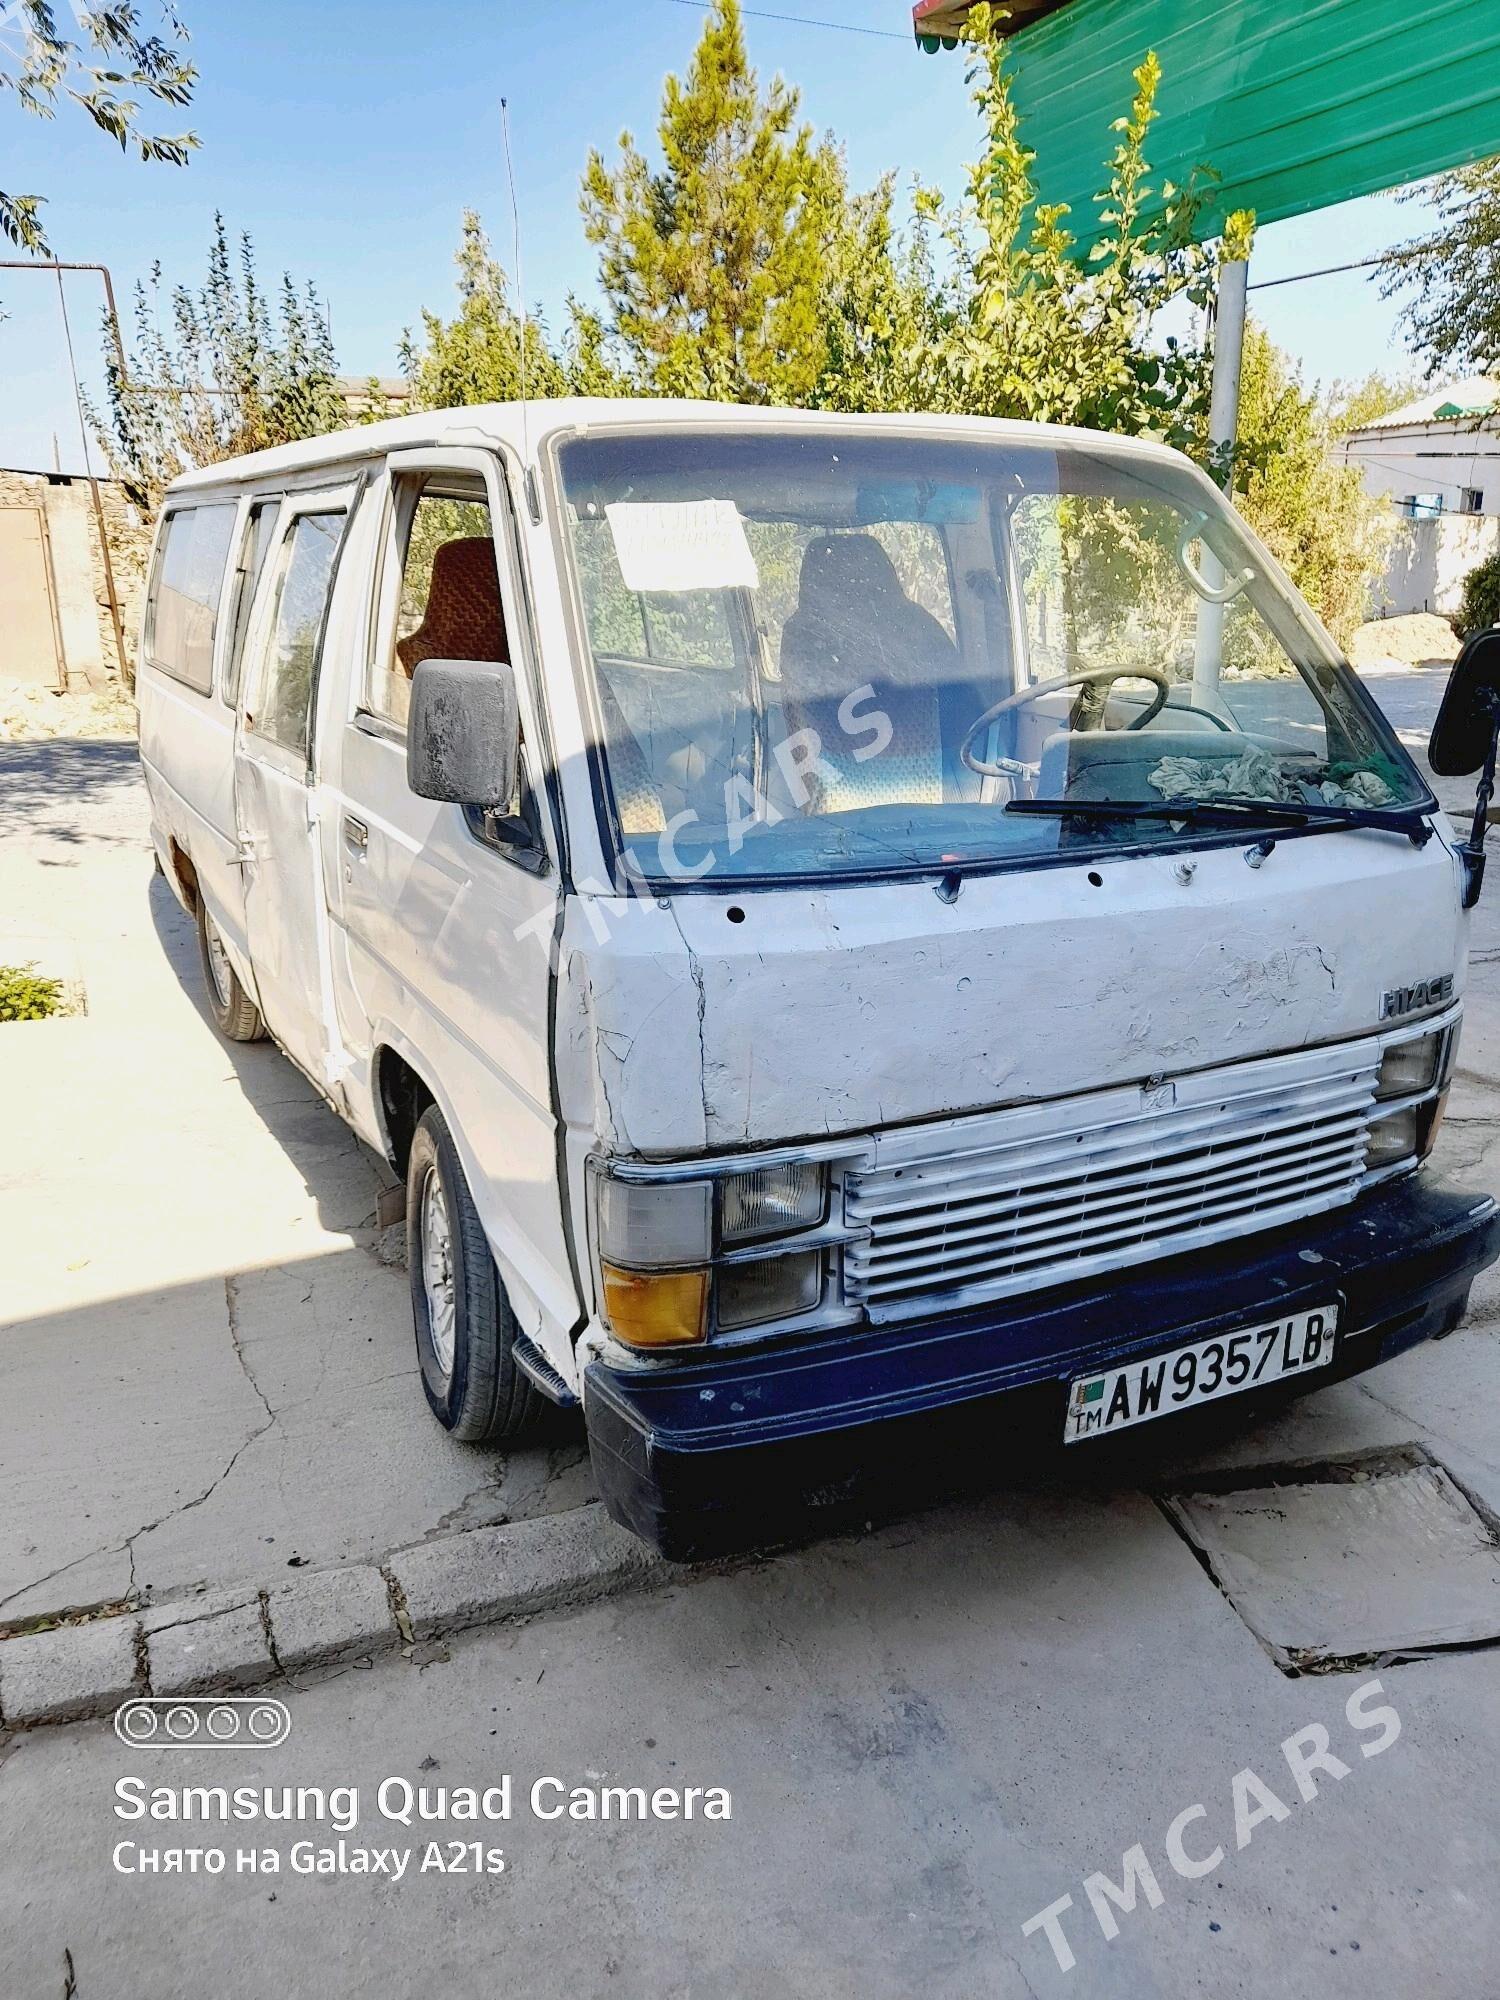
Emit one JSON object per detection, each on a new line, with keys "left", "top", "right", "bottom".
{"left": 4, "top": 1464, "right": 1500, "bottom": 2000}
{"left": 6, "top": 686, "right": 1500, "bottom": 1995}
{"left": 3, "top": 667, "right": 1500, "bottom": 1663}
{"left": 0, "top": 742, "right": 594, "bottom": 1632}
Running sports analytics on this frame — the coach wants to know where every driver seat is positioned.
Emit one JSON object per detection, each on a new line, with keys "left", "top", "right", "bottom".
{"left": 778, "top": 535, "right": 959, "bottom": 813}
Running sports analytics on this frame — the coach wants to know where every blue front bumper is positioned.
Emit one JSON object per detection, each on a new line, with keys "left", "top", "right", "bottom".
{"left": 583, "top": 1173, "right": 1500, "bottom": 1554}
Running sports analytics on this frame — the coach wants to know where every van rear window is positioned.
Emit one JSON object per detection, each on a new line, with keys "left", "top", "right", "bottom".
{"left": 146, "top": 504, "right": 237, "bottom": 693}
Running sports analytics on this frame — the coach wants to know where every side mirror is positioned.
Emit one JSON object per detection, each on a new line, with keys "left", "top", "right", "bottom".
{"left": 1428, "top": 628, "right": 1500, "bottom": 909}
{"left": 406, "top": 659, "right": 519, "bottom": 810}
{"left": 1429, "top": 627, "right": 1500, "bottom": 776}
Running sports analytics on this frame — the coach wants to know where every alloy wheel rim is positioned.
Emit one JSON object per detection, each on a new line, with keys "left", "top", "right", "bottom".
{"left": 420, "top": 1165, "right": 457, "bottom": 1378}
{"left": 204, "top": 912, "right": 233, "bottom": 1009}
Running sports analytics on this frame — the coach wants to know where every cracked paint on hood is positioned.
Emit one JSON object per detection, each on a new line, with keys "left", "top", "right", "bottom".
{"left": 556, "top": 829, "right": 1466, "bottom": 1160}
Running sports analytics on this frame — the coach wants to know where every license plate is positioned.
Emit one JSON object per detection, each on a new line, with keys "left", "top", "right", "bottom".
{"left": 1063, "top": 1306, "right": 1338, "bottom": 1444}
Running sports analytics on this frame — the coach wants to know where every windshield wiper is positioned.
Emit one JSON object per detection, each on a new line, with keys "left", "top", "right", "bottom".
{"left": 1006, "top": 795, "right": 1432, "bottom": 846}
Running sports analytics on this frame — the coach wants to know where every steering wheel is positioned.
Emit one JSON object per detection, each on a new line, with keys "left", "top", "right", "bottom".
{"left": 960, "top": 664, "right": 1172, "bottom": 779}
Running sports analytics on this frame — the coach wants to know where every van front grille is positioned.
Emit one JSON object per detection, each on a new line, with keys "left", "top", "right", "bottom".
{"left": 843, "top": 1044, "right": 1381, "bottom": 1321}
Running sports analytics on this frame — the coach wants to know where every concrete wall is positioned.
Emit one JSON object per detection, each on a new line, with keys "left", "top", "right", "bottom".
{"left": 0, "top": 468, "right": 150, "bottom": 687}
{"left": 1370, "top": 512, "right": 1500, "bottom": 619}
{"left": 1339, "top": 422, "right": 1500, "bottom": 518}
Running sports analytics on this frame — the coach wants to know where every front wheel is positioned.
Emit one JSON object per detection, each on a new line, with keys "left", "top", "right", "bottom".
{"left": 196, "top": 899, "right": 266, "bottom": 1042}
{"left": 407, "top": 1104, "right": 546, "bottom": 1444}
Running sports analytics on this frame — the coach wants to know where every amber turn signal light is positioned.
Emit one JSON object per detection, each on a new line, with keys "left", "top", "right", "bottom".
{"left": 600, "top": 1263, "right": 709, "bottom": 1348}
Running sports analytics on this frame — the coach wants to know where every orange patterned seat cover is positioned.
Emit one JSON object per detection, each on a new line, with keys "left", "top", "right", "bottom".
{"left": 396, "top": 536, "right": 508, "bottom": 675}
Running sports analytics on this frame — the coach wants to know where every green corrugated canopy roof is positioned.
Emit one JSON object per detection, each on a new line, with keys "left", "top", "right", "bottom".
{"left": 915, "top": 0, "right": 1500, "bottom": 250}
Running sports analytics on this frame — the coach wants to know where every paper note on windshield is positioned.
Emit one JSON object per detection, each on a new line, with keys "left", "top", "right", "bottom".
{"left": 606, "top": 500, "right": 759, "bottom": 594}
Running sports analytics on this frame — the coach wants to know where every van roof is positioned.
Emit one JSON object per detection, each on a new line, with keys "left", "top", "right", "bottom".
{"left": 164, "top": 397, "right": 1193, "bottom": 496}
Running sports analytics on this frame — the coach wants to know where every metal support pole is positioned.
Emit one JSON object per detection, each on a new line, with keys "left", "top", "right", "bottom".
{"left": 1193, "top": 256, "right": 1249, "bottom": 698}
{"left": 1, "top": 260, "right": 133, "bottom": 687}
{"left": 0, "top": 260, "right": 129, "bottom": 380}
{"left": 1206, "top": 257, "right": 1248, "bottom": 497}
{"left": 51, "top": 264, "right": 131, "bottom": 689}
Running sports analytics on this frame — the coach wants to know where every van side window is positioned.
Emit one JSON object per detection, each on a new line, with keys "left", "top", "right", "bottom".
{"left": 145, "top": 503, "right": 237, "bottom": 693}
{"left": 368, "top": 483, "right": 496, "bottom": 729}
{"left": 249, "top": 511, "right": 346, "bottom": 758}
{"left": 222, "top": 500, "right": 280, "bottom": 709}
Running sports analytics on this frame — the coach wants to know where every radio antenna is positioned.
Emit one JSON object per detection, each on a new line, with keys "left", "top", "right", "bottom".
{"left": 499, "top": 97, "right": 539, "bottom": 519}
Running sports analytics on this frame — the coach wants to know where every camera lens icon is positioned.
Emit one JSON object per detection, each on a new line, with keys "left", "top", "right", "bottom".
{"left": 114, "top": 1696, "right": 290, "bottom": 1749}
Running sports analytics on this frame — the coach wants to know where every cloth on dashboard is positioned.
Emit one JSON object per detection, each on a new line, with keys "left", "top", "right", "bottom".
{"left": 1148, "top": 747, "right": 1396, "bottom": 810}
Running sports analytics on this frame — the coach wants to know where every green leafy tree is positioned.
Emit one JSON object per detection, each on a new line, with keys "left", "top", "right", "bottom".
{"left": 578, "top": 0, "right": 1240, "bottom": 448}
{"left": 91, "top": 215, "right": 344, "bottom": 512}
{"left": 898, "top": 5, "right": 1249, "bottom": 452}
{"left": 580, "top": 0, "right": 842, "bottom": 404}
{"left": 1232, "top": 326, "right": 1399, "bottom": 646}
{"left": 808, "top": 171, "right": 951, "bottom": 414}
{"left": 1327, "top": 368, "right": 1419, "bottom": 437}
{"left": 1380, "top": 158, "right": 1500, "bottom": 378}
{"left": 2, "top": 1, "right": 196, "bottom": 253}
{"left": 400, "top": 210, "right": 575, "bottom": 410}
{"left": 1457, "top": 549, "right": 1500, "bottom": 640}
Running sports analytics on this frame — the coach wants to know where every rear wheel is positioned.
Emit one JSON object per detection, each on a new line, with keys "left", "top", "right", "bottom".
{"left": 407, "top": 1104, "right": 546, "bottom": 1443}
{"left": 196, "top": 899, "right": 265, "bottom": 1042}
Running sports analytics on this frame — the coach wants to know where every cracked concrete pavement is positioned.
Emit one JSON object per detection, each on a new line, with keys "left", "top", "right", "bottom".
{"left": 0, "top": 739, "right": 595, "bottom": 1631}
{"left": 7, "top": 671, "right": 1500, "bottom": 1994}
{"left": 4, "top": 671, "right": 1500, "bottom": 1633}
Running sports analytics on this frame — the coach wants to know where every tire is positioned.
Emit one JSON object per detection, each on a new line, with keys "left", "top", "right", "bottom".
{"left": 196, "top": 898, "right": 266, "bottom": 1042}
{"left": 407, "top": 1104, "right": 546, "bottom": 1443}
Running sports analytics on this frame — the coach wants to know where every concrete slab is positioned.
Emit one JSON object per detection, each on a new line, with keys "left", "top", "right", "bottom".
{"left": 1164, "top": 1446, "right": 1500, "bottom": 1668}
{"left": 3, "top": 1495, "right": 1499, "bottom": 1998}
{"left": 266, "top": 1565, "right": 394, "bottom": 1670}
{"left": 139, "top": 1586, "right": 260, "bottom": 1635}
{"left": 0, "top": 1276, "right": 275, "bottom": 1622}
{"left": 0, "top": 1614, "right": 139, "bottom": 1725}
{"left": 387, "top": 1504, "right": 662, "bottom": 1638}
{"left": 145, "top": 1598, "right": 273, "bottom": 1695}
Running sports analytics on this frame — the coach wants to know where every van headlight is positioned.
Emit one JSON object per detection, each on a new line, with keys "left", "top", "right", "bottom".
{"left": 594, "top": 1175, "right": 712, "bottom": 1269}
{"left": 721, "top": 1161, "right": 825, "bottom": 1243}
{"left": 1366, "top": 1105, "right": 1422, "bottom": 1169}
{"left": 1364, "top": 1019, "right": 1458, "bottom": 1177}
{"left": 589, "top": 1158, "right": 835, "bottom": 1349}
{"left": 1375, "top": 1030, "right": 1443, "bottom": 1101}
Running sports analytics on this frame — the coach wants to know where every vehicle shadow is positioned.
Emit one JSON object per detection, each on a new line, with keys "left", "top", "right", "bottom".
{"left": 654, "top": 1372, "right": 1366, "bottom": 1565}
{"left": 0, "top": 739, "right": 142, "bottom": 850}
{"left": 144, "top": 864, "right": 582, "bottom": 1449}
{"left": 146, "top": 863, "right": 403, "bottom": 1242}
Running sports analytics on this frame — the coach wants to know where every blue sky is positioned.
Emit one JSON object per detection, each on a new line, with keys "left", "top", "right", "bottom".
{"left": 0, "top": 0, "right": 1436, "bottom": 475}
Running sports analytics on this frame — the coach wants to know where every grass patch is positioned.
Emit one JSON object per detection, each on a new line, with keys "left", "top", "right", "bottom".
{"left": 0, "top": 962, "right": 66, "bottom": 1021}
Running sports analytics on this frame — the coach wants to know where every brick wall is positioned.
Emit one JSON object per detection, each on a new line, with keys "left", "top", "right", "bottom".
{"left": 94, "top": 481, "right": 152, "bottom": 680}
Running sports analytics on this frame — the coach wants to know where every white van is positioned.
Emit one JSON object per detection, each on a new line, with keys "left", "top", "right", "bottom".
{"left": 138, "top": 399, "right": 1500, "bottom": 1554}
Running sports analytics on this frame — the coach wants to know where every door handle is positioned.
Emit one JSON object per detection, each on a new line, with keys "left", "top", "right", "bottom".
{"left": 343, "top": 814, "right": 369, "bottom": 851}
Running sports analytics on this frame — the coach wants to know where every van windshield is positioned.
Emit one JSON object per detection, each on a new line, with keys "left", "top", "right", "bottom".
{"left": 557, "top": 429, "right": 1428, "bottom": 888}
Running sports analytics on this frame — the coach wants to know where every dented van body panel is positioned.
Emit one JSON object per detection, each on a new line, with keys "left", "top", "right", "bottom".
{"left": 558, "top": 832, "right": 1467, "bottom": 1161}
{"left": 135, "top": 398, "right": 1499, "bottom": 1549}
